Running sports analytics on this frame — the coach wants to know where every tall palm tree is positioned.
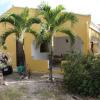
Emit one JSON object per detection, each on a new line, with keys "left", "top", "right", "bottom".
{"left": 0, "top": 8, "right": 41, "bottom": 73}
{"left": 38, "top": 3, "right": 78, "bottom": 81}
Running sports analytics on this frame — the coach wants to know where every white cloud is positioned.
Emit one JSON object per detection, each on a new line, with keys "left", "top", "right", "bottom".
{"left": 10, "top": 0, "right": 64, "bottom": 9}
{"left": 10, "top": 0, "right": 40, "bottom": 8}
{"left": 61, "top": 0, "right": 100, "bottom": 24}
{"left": 0, "top": 0, "right": 10, "bottom": 5}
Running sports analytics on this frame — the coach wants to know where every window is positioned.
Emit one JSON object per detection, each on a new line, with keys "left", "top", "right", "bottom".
{"left": 40, "top": 42, "right": 49, "bottom": 52}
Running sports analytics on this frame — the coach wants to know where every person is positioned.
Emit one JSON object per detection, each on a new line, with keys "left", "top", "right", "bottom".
{"left": 90, "top": 41, "right": 94, "bottom": 53}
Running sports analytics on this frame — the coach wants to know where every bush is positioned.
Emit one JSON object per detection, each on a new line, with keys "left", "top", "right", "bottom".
{"left": 63, "top": 53, "right": 100, "bottom": 97}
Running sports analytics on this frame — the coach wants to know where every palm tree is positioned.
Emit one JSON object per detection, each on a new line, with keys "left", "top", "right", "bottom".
{"left": 38, "top": 3, "right": 78, "bottom": 81}
{"left": 0, "top": 8, "right": 41, "bottom": 73}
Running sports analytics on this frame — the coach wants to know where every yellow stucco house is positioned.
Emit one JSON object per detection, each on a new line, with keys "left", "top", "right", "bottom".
{"left": 0, "top": 7, "right": 100, "bottom": 73}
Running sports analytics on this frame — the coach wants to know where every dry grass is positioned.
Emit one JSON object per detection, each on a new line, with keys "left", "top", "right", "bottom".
{"left": 0, "top": 87, "right": 23, "bottom": 100}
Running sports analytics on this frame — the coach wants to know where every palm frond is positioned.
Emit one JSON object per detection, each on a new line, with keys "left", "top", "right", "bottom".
{"left": 0, "top": 29, "right": 18, "bottom": 46}
{"left": 58, "top": 28, "right": 75, "bottom": 45}
{"left": 20, "top": 7, "right": 29, "bottom": 21}
{"left": 47, "top": 5, "right": 65, "bottom": 26}
{"left": 10, "top": 13, "right": 24, "bottom": 24}
{"left": 0, "top": 16, "right": 13, "bottom": 24}
{"left": 0, "top": 15, "right": 15, "bottom": 27}
{"left": 28, "top": 28, "right": 41, "bottom": 47}
{"left": 29, "top": 23, "right": 51, "bottom": 48}
{"left": 38, "top": 3, "right": 53, "bottom": 23}
{"left": 27, "top": 28, "right": 37, "bottom": 37}
{"left": 65, "top": 12, "right": 78, "bottom": 24}
{"left": 55, "top": 12, "right": 78, "bottom": 27}
{"left": 39, "top": 3, "right": 51, "bottom": 12}
{"left": 0, "top": 13, "right": 24, "bottom": 29}
{"left": 52, "top": 5, "right": 65, "bottom": 17}
{"left": 26, "top": 17, "right": 41, "bottom": 27}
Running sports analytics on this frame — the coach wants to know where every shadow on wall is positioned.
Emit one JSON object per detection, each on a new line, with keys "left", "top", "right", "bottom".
{"left": 72, "top": 36, "right": 83, "bottom": 54}
{"left": 31, "top": 36, "right": 84, "bottom": 60}
{"left": 53, "top": 36, "right": 83, "bottom": 56}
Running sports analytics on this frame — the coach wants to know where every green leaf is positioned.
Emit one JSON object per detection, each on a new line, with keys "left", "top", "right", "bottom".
{"left": 58, "top": 28, "right": 75, "bottom": 45}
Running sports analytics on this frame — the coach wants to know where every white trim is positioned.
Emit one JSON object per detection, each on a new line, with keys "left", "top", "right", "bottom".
{"left": 31, "top": 41, "right": 49, "bottom": 60}
{"left": 90, "top": 22, "right": 100, "bottom": 33}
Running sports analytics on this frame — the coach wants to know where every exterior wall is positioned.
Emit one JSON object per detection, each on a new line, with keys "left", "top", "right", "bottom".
{"left": 54, "top": 14, "right": 91, "bottom": 54}
{"left": 70, "top": 14, "right": 90, "bottom": 55}
{"left": 0, "top": 7, "right": 93, "bottom": 72}
{"left": 24, "top": 33, "right": 48, "bottom": 73}
{"left": 0, "top": 23, "right": 16, "bottom": 68}
{"left": 6, "top": 7, "right": 91, "bottom": 55}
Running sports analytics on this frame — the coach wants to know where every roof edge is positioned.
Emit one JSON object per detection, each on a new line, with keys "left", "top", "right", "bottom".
{"left": 90, "top": 22, "right": 100, "bottom": 33}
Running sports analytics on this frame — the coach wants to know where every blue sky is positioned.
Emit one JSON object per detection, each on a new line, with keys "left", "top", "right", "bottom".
{"left": 0, "top": 0, "right": 100, "bottom": 24}
{"left": 0, "top": 0, "right": 11, "bottom": 14}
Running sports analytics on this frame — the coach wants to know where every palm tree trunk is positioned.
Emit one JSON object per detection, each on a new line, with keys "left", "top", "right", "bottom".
{"left": 49, "top": 47, "right": 53, "bottom": 82}
{"left": 16, "top": 40, "right": 26, "bottom": 73}
{"left": 49, "top": 35, "right": 54, "bottom": 82}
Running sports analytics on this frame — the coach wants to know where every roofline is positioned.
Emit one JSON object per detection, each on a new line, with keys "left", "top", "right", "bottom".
{"left": 0, "top": 6, "right": 39, "bottom": 16}
{"left": 90, "top": 22, "right": 100, "bottom": 33}
{"left": 1, "top": 6, "right": 91, "bottom": 17}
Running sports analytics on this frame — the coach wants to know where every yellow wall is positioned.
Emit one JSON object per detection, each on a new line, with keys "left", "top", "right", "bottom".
{"left": 71, "top": 14, "right": 91, "bottom": 54}
{"left": 0, "top": 23, "right": 16, "bottom": 68}
{"left": 54, "top": 14, "right": 91, "bottom": 54}
{"left": 24, "top": 33, "right": 48, "bottom": 73}
{"left": 0, "top": 7, "right": 95, "bottom": 73}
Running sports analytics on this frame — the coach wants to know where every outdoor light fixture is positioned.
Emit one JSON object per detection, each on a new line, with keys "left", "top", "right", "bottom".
{"left": 66, "top": 39, "right": 69, "bottom": 43}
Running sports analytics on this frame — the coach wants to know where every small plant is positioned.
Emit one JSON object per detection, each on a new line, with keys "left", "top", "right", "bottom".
{"left": 62, "top": 53, "right": 100, "bottom": 97}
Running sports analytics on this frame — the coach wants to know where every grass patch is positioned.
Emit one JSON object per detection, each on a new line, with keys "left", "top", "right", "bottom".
{"left": 32, "top": 85, "right": 65, "bottom": 100}
{"left": 0, "top": 87, "right": 23, "bottom": 100}
{"left": 19, "top": 85, "right": 28, "bottom": 93}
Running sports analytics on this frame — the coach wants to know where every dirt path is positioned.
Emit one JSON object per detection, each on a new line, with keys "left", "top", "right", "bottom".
{"left": 0, "top": 73, "right": 98, "bottom": 100}
{"left": 0, "top": 80, "right": 77, "bottom": 100}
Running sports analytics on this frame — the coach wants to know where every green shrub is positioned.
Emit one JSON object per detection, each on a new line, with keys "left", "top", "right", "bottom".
{"left": 63, "top": 53, "right": 100, "bottom": 97}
